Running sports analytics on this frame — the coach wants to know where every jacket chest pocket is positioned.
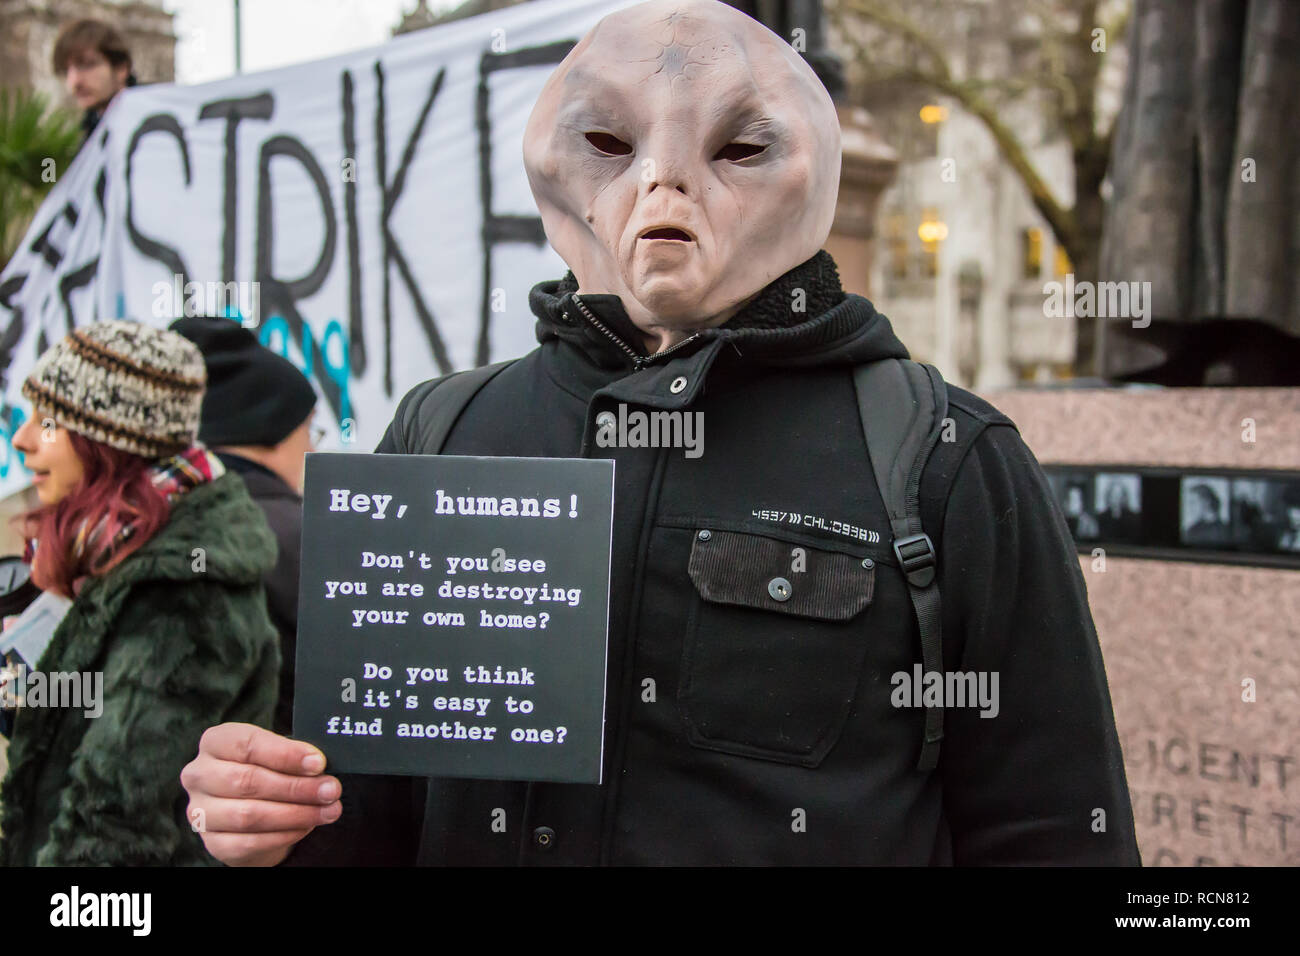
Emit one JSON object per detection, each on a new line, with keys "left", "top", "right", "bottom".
{"left": 679, "top": 528, "right": 876, "bottom": 767}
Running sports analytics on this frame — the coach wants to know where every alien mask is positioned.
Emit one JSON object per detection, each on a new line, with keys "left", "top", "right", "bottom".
{"left": 522, "top": 0, "right": 842, "bottom": 339}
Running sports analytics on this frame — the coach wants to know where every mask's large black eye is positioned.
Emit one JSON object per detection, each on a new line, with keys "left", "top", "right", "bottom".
{"left": 714, "top": 142, "right": 766, "bottom": 162}
{"left": 586, "top": 132, "right": 632, "bottom": 155}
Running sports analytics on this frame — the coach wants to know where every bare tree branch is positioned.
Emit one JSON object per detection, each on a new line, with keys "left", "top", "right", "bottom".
{"left": 835, "top": 0, "right": 956, "bottom": 82}
{"left": 829, "top": 0, "right": 1132, "bottom": 374}
{"left": 831, "top": 0, "right": 1077, "bottom": 250}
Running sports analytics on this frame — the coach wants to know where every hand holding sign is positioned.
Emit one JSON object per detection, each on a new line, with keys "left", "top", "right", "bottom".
{"left": 180, "top": 723, "right": 341, "bottom": 867}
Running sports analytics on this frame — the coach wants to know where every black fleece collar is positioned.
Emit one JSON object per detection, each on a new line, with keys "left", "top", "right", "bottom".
{"left": 550, "top": 248, "right": 844, "bottom": 333}
{"left": 529, "top": 250, "right": 909, "bottom": 373}
{"left": 573, "top": 249, "right": 844, "bottom": 321}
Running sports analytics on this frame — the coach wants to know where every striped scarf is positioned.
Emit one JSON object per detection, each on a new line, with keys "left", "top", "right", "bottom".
{"left": 25, "top": 445, "right": 226, "bottom": 583}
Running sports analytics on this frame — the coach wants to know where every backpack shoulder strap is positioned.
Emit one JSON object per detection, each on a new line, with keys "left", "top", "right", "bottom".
{"left": 853, "top": 358, "right": 949, "bottom": 772}
{"left": 396, "top": 359, "right": 517, "bottom": 454}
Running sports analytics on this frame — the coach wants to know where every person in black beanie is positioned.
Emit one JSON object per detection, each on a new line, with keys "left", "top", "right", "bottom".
{"left": 171, "top": 317, "right": 317, "bottom": 736}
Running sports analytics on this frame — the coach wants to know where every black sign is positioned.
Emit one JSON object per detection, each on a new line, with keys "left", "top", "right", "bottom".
{"left": 294, "top": 453, "right": 614, "bottom": 783}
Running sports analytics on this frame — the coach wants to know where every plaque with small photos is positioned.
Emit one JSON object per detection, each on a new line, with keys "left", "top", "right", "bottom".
{"left": 1044, "top": 465, "right": 1300, "bottom": 568}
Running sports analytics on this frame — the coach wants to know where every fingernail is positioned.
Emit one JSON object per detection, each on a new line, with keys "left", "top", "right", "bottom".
{"left": 317, "top": 780, "right": 339, "bottom": 801}
{"left": 302, "top": 753, "right": 325, "bottom": 773}
{"left": 321, "top": 802, "right": 342, "bottom": 822}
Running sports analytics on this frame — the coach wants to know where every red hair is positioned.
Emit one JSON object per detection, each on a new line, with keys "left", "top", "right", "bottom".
{"left": 18, "top": 431, "right": 171, "bottom": 598}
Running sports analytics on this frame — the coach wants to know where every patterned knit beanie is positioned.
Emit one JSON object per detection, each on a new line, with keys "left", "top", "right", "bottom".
{"left": 21, "top": 320, "right": 207, "bottom": 459}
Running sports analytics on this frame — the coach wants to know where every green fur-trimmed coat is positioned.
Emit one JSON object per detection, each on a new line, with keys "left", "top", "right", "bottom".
{"left": 0, "top": 472, "right": 281, "bottom": 866}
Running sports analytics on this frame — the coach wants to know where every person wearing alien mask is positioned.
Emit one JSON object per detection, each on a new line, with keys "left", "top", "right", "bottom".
{"left": 182, "top": 0, "right": 1139, "bottom": 866}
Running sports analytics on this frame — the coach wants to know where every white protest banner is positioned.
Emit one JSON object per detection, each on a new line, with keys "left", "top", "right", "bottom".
{"left": 0, "top": 0, "right": 637, "bottom": 499}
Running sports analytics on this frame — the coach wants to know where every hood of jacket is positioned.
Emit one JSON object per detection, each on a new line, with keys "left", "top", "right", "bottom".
{"left": 50, "top": 471, "right": 276, "bottom": 653}
{"left": 100, "top": 470, "right": 276, "bottom": 590}
{"left": 528, "top": 249, "right": 910, "bottom": 373}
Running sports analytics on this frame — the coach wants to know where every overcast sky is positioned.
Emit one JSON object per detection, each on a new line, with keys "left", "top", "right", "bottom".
{"left": 162, "top": 0, "right": 461, "bottom": 85}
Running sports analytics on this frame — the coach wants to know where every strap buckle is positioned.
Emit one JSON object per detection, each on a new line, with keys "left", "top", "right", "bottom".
{"left": 893, "top": 532, "right": 937, "bottom": 588}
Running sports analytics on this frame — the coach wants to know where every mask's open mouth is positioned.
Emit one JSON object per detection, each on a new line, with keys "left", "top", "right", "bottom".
{"left": 639, "top": 227, "right": 694, "bottom": 242}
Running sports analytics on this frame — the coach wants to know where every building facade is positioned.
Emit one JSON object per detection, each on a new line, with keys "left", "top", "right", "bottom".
{"left": 834, "top": 2, "right": 1128, "bottom": 386}
{"left": 0, "top": 0, "right": 175, "bottom": 104}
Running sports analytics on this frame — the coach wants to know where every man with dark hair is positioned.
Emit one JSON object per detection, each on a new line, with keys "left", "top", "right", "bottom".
{"left": 1185, "top": 483, "right": 1229, "bottom": 547}
{"left": 51, "top": 18, "right": 136, "bottom": 140}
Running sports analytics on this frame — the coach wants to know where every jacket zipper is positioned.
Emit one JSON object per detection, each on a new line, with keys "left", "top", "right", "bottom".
{"left": 647, "top": 332, "right": 704, "bottom": 363}
{"left": 569, "top": 293, "right": 702, "bottom": 369}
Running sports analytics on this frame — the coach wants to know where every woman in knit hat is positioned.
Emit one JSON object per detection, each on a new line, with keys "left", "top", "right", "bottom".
{"left": 0, "top": 319, "right": 281, "bottom": 866}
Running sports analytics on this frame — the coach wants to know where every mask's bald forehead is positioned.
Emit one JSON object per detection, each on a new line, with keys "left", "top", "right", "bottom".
{"left": 554, "top": 11, "right": 819, "bottom": 153}
{"left": 558, "top": 65, "right": 778, "bottom": 142}
{"left": 560, "top": 0, "right": 813, "bottom": 104}
{"left": 598, "top": 4, "right": 741, "bottom": 81}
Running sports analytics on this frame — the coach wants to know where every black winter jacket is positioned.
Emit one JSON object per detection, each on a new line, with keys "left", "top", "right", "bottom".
{"left": 216, "top": 452, "right": 303, "bottom": 736}
{"left": 284, "top": 251, "right": 1140, "bottom": 866}
{"left": 0, "top": 473, "right": 280, "bottom": 866}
